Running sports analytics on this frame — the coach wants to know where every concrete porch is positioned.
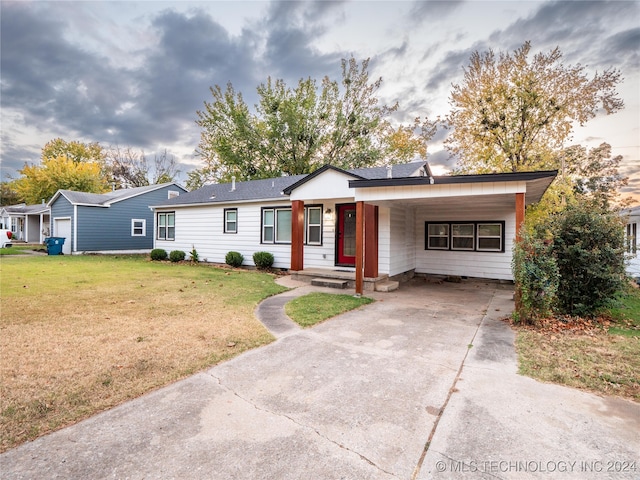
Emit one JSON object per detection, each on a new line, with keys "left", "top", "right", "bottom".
{"left": 290, "top": 268, "right": 399, "bottom": 292}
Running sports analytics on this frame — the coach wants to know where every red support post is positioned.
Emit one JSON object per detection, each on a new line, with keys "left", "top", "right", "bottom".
{"left": 290, "top": 200, "right": 304, "bottom": 271}
{"left": 515, "top": 193, "right": 525, "bottom": 242}
{"left": 355, "top": 201, "right": 364, "bottom": 295}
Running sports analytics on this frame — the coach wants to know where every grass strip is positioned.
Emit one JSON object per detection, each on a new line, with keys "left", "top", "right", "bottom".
{"left": 285, "top": 292, "right": 374, "bottom": 327}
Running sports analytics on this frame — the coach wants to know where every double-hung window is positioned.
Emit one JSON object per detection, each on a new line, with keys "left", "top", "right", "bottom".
{"left": 477, "top": 223, "right": 503, "bottom": 251}
{"left": 157, "top": 212, "right": 175, "bottom": 240}
{"left": 224, "top": 208, "right": 237, "bottom": 234}
{"left": 427, "top": 223, "right": 449, "bottom": 250}
{"left": 262, "top": 207, "right": 291, "bottom": 243}
{"left": 262, "top": 205, "right": 323, "bottom": 245}
{"left": 626, "top": 223, "right": 637, "bottom": 254}
{"left": 451, "top": 223, "right": 474, "bottom": 250}
{"left": 131, "top": 219, "right": 146, "bottom": 237}
{"left": 305, "top": 206, "right": 322, "bottom": 245}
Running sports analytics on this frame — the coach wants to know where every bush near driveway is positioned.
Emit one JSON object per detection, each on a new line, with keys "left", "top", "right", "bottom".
{"left": 0, "top": 255, "right": 287, "bottom": 452}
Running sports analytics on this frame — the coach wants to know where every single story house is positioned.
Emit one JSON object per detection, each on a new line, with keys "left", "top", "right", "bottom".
{"left": 152, "top": 161, "right": 556, "bottom": 294}
{"left": 623, "top": 205, "right": 639, "bottom": 279}
{"left": 0, "top": 203, "right": 51, "bottom": 244}
{"left": 48, "top": 183, "right": 187, "bottom": 255}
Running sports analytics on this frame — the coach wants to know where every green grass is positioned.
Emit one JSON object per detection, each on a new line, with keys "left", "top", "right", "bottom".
{"left": 285, "top": 292, "right": 374, "bottom": 327}
{"left": 607, "top": 287, "right": 640, "bottom": 336}
{"left": 0, "top": 245, "right": 42, "bottom": 255}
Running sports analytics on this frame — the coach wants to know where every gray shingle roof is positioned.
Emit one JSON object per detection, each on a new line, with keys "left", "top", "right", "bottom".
{"left": 157, "top": 175, "right": 308, "bottom": 207}
{"left": 53, "top": 183, "right": 182, "bottom": 206}
{"left": 2, "top": 203, "right": 50, "bottom": 215}
{"left": 155, "top": 162, "right": 428, "bottom": 207}
{"left": 348, "top": 162, "right": 427, "bottom": 179}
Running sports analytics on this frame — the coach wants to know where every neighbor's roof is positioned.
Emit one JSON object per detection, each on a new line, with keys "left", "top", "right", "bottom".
{"left": 48, "top": 183, "right": 185, "bottom": 207}
{"left": 1, "top": 203, "right": 50, "bottom": 215}
{"left": 154, "top": 161, "right": 430, "bottom": 208}
{"left": 622, "top": 205, "right": 640, "bottom": 217}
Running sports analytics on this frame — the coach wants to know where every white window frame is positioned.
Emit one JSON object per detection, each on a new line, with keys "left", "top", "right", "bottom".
{"left": 224, "top": 208, "right": 237, "bottom": 234}
{"left": 131, "top": 219, "right": 146, "bottom": 237}
{"left": 305, "top": 205, "right": 323, "bottom": 246}
{"left": 427, "top": 223, "right": 449, "bottom": 250}
{"left": 627, "top": 223, "right": 637, "bottom": 254}
{"left": 451, "top": 223, "right": 475, "bottom": 251}
{"left": 157, "top": 212, "right": 175, "bottom": 241}
{"left": 476, "top": 223, "right": 503, "bottom": 252}
{"left": 168, "top": 190, "right": 180, "bottom": 199}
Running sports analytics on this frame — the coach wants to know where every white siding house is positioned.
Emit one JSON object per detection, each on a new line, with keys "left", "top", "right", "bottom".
{"left": 623, "top": 206, "right": 640, "bottom": 280}
{"left": 152, "top": 162, "right": 556, "bottom": 293}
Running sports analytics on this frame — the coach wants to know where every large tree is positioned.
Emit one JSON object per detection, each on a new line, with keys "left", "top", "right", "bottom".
{"left": 0, "top": 181, "right": 20, "bottom": 206}
{"left": 41, "top": 138, "right": 105, "bottom": 164}
{"left": 446, "top": 41, "right": 623, "bottom": 174}
{"left": 105, "top": 147, "right": 180, "bottom": 188}
{"left": 194, "top": 58, "right": 434, "bottom": 182}
{"left": 14, "top": 139, "right": 108, "bottom": 203}
{"left": 15, "top": 155, "right": 107, "bottom": 204}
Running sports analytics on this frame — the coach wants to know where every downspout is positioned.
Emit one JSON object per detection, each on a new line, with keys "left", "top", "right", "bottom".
{"left": 73, "top": 205, "right": 78, "bottom": 254}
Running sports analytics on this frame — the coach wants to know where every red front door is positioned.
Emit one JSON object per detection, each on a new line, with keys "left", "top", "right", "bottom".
{"left": 337, "top": 204, "right": 356, "bottom": 266}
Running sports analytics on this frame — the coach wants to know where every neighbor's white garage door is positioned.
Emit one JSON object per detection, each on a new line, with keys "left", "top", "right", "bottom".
{"left": 54, "top": 218, "right": 72, "bottom": 254}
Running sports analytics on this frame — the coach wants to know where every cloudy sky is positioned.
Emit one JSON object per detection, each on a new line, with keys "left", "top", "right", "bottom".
{"left": 1, "top": 0, "right": 638, "bottom": 199}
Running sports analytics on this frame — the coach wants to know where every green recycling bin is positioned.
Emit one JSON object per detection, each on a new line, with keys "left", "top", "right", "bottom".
{"left": 44, "top": 237, "right": 65, "bottom": 255}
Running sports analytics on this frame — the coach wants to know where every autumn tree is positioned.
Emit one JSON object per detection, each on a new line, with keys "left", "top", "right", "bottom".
{"left": 106, "top": 147, "right": 180, "bottom": 188}
{"left": 195, "top": 58, "right": 434, "bottom": 182}
{"left": 446, "top": 41, "right": 623, "bottom": 174}
{"left": 15, "top": 156, "right": 108, "bottom": 204}
{"left": 562, "top": 142, "right": 628, "bottom": 207}
{"left": 13, "top": 139, "right": 108, "bottom": 203}
{"left": 41, "top": 138, "right": 105, "bottom": 164}
{"left": 0, "top": 181, "right": 20, "bottom": 206}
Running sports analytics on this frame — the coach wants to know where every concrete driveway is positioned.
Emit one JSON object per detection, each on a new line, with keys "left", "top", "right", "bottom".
{"left": 1, "top": 277, "right": 638, "bottom": 479}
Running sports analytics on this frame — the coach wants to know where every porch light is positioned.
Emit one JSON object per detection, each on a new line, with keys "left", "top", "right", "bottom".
{"left": 324, "top": 208, "right": 333, "bottom": 221}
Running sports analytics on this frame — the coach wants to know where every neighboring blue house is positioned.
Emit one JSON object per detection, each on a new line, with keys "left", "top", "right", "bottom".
{"left": 48, "top": 183, "right": 187, "bottom": 254}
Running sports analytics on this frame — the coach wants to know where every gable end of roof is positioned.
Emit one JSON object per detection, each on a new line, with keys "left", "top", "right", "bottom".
{"left": 282, "top": 165, "right": 365, "bottom": 195}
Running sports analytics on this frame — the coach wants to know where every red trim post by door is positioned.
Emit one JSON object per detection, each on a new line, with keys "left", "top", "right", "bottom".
{"left": 291, "top": 200, "right": 304, "bottom": 271}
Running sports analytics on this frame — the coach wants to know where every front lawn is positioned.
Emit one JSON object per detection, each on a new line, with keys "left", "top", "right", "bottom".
{"left": 515, "top": 287, "right": 640, "bottom": 402}
{"left": 0, "top": 245, "right": 44, "bottom": 255}
{"left": 0, "top": 255, "right": 287, "bottom": 452}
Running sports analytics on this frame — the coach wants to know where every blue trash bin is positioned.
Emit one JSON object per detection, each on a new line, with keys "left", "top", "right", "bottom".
{"left": 44, "top": 237, "right": 65, "bottom": 255}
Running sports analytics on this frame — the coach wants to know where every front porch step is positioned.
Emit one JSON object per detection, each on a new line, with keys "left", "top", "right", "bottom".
{"left": 311, "top": 278, "right": 349, "bottom": 289}
{"left": 375, "top": 280, "right": 399, "bottom": 292}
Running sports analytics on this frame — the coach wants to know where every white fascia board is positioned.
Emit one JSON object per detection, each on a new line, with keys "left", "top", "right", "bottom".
{"left": 354, "top": 181, "right": 527, "bottom": 202}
